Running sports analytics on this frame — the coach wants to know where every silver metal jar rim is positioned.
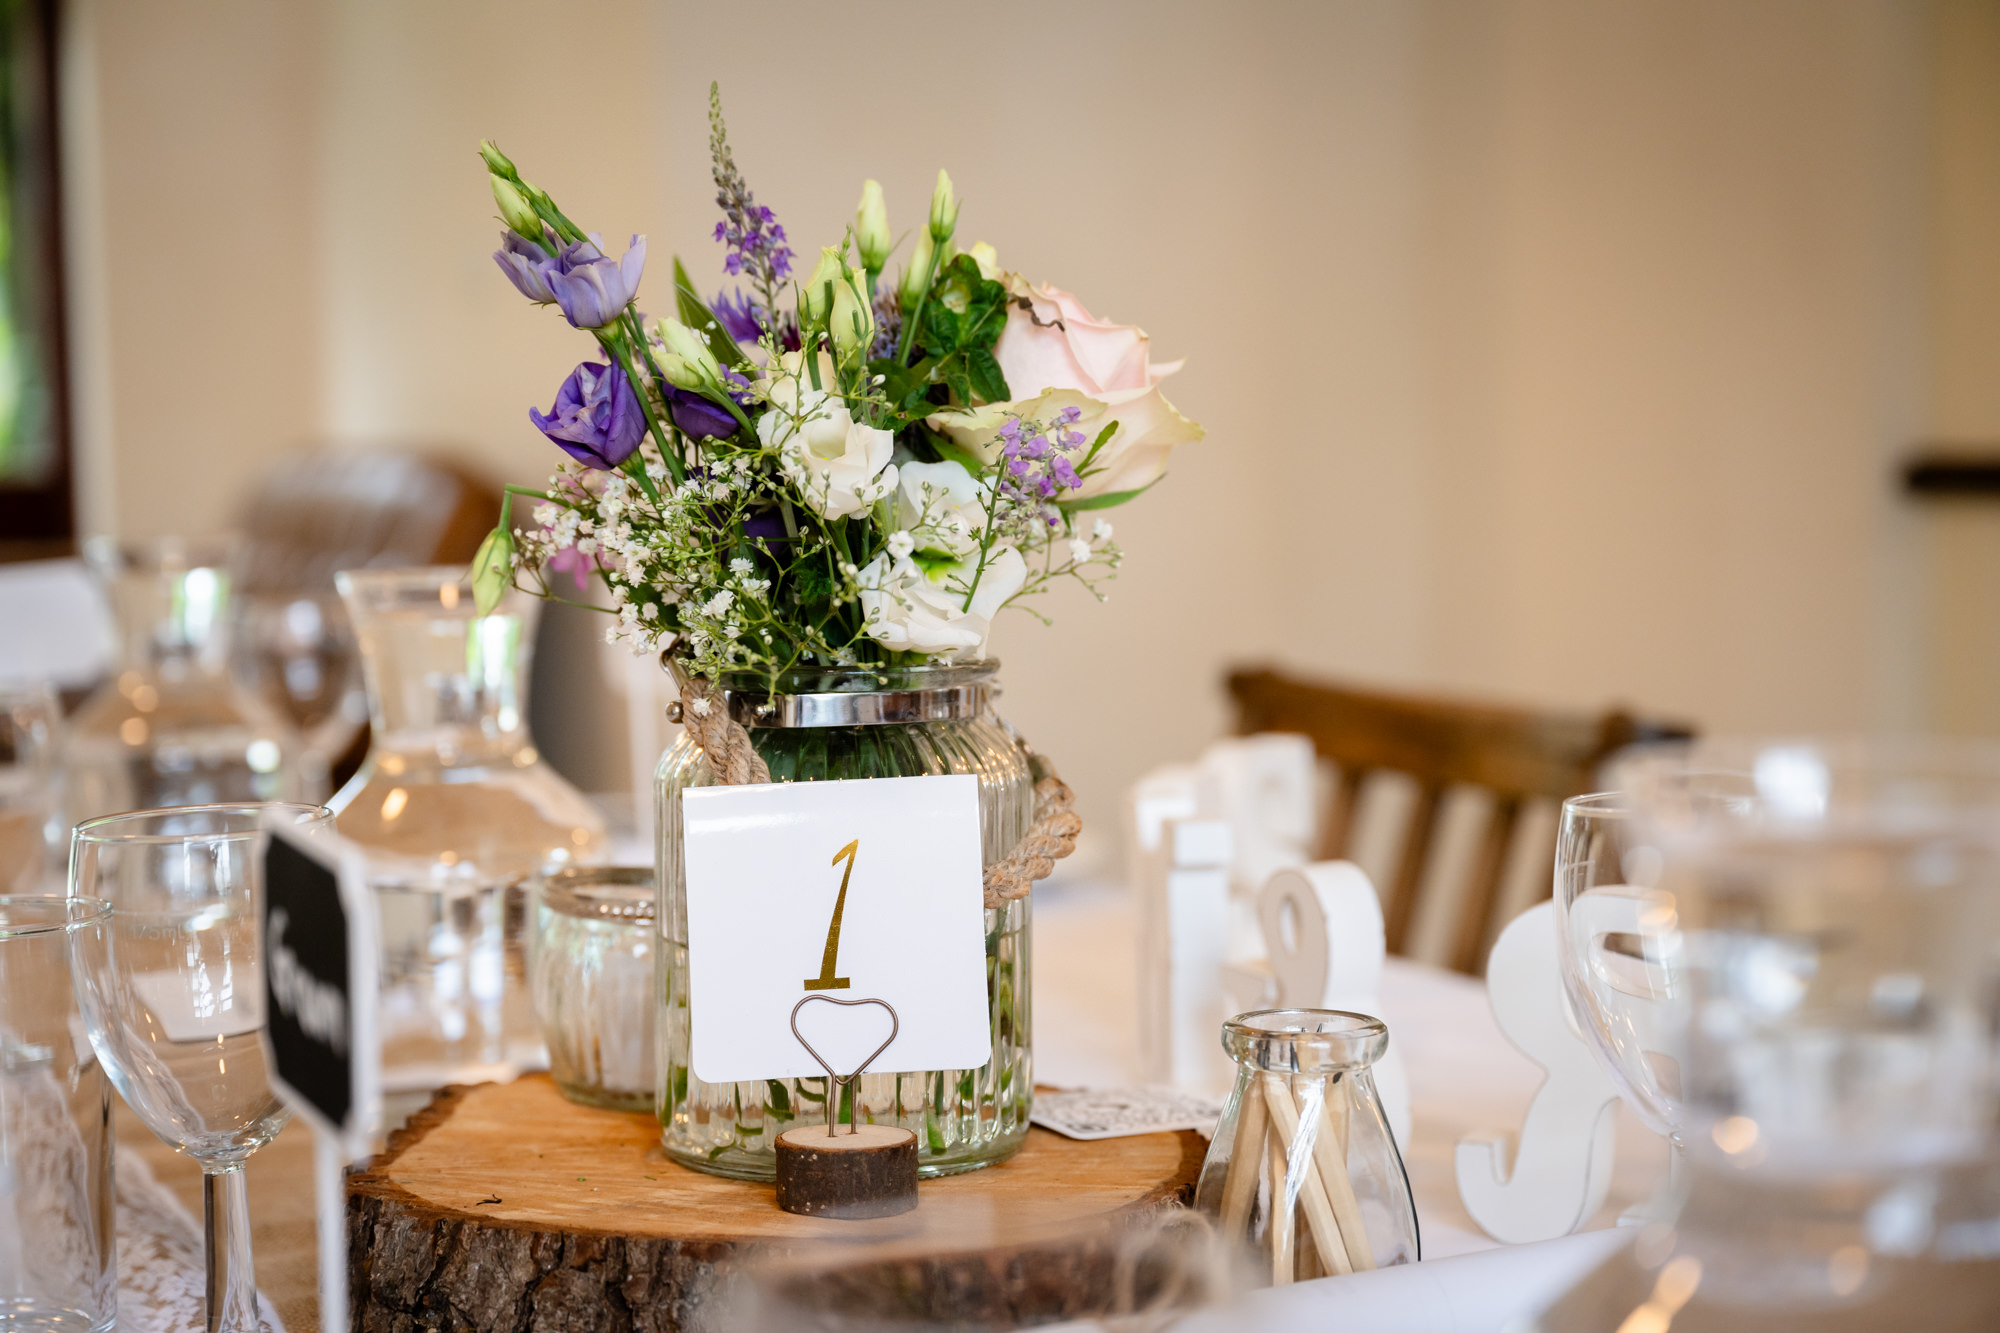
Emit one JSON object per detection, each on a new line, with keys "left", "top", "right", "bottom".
{"left": 712, "top": 661, "right": 999, "bottom": 729}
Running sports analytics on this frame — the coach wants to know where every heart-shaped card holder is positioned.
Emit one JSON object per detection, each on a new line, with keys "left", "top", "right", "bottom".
{"left": 790, "top": 994, "right": 900, "bottom": 1138}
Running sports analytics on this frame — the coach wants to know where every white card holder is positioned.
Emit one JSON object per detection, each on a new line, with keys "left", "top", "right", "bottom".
{"left": 1133, "top": 817, "right": 1233, "bottom": 1096}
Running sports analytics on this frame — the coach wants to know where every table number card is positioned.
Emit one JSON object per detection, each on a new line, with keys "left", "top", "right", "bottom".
{"left": 683, "top": 774, "right": 992, "bottom": 1084}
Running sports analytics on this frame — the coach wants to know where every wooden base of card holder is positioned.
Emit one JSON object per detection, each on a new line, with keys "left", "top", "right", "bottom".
{"left": 347, "top": 1076, "right": 1204, "bottom": 1333}
{"left": 775, "top": 1123, "right": 919, "bottom": 1218}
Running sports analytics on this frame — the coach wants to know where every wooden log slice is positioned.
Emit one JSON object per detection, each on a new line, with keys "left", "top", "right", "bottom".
{"left": 774, "top": 1123, "right": 918, "bottom": 1219}
{"left": 347, "top": 1075, "right": 1206, "bottom": 1333}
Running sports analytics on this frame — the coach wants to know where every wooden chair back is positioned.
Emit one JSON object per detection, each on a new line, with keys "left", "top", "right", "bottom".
{"left": 1225, "top": 667, "right": 1692, "bottom": 975}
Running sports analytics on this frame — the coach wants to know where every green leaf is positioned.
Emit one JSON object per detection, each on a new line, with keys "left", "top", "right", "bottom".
{"left": 918, "top": 255, "right": 1009, "bottom": 358}
{"left": 1077, "top": 420, "right": 1119, "bottom": 472}
{"left": 966, "top": 346, "right": 1009, "bottom": 403}
{"left": 469, "top": 523, "right": 513, "bottom": 614}
{"left": 1057, "top": 478, "right": 1162, "bottom": 512}
{"left": 673, "top": 256, "right": 749, "bottom": 369}
{"left": 766, "top": 1080, "right": 793, "bottom": 1116}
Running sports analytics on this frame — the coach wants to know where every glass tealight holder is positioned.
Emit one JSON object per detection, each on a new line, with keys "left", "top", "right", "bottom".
{"left": 1193, "top": 1009, "right": 1419, "bottom": 1285}
{"left": 530, "top": 866, "right": 656, "bottom": 1112}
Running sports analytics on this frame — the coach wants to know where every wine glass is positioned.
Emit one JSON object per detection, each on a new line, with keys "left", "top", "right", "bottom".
{"left": 1535, "top": 740, "right": 2000, "bottom": 1328}
{"left": 68, "top": 802, "right": 333, "bottom": 1333}
{"left": 1553, "top": 792, "right": 1685, "bottom": 1141}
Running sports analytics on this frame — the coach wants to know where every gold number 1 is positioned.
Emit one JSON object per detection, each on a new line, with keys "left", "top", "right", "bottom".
{"left": 803, "top": 839, "right": 858, "bottom": 991}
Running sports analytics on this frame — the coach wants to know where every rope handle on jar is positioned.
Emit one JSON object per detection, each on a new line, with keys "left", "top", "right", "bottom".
{"left": 661, "top": 648, "right": 1079, "bottom": 908}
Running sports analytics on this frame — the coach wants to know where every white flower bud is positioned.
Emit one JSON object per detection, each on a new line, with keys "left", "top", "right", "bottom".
{"left": 928, "top": 169, "right": 959, "bottom": 244}
{"left": 799, "top": 247, "right": 843, "bottom": 327}
{"left": 654, "top": 318, "right": 721, "bottom": 390}
{"left": 855, "top": 179, "right": 891, "bottom": 272}
{"left": 900, "top": 229, "right": 936, "bottom": 308}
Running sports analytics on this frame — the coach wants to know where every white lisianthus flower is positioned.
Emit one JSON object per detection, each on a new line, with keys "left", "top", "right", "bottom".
{"left": 895, "top": 460, "right": 987, "bottom": 557}
{"left": 857, "top": 545, "right": 1026, "bottom": 656}
{"left": 756, "top": 351, "right": 897, "bottom": 519}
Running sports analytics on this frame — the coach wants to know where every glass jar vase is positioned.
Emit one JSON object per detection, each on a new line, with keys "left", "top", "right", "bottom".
{"left": 655, "top": 662, "right": 1034, "bottom": 1180}
{"left": 1193, "top": 1009, "right": 1419, "bottom": 1283}
{"left": 530, "top": 865, "right": 657, "bottom": 1113}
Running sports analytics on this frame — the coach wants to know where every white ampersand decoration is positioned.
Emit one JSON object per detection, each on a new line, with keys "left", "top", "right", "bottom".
{"left": 1454, "top": 900, "right": 1621, "bottom": 1244}
{"left": 1246, "top": 863, "right": 1412, "bottom": 1152}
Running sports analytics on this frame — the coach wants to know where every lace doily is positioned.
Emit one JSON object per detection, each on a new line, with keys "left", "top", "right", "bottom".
{"left": 116, "top": 1149, "right": 288, "bottom": 1333}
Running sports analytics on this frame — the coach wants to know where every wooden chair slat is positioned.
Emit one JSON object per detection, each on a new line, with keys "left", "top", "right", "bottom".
{"left": 1226, "top": 666, "right": 1692, "bottom": 975}
{"left": 1319, "top": 765, "right": 1366, "bottom": 862}
{"left": 1451, "top": 796, "right": 1521, "bottom": 976}
{"left": 1383, "top": 783, "right": 1441, "bottom": 957}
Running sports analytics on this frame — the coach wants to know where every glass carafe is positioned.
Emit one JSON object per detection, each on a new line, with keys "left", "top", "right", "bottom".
{"left": 1193, "top": 1009, "right": 1420, "bottom": 1283}
{"left": 330, "top": 567, "right": 605, "bottom": 1091}
{"left": 655, "top": 662, "right": 1035, "bottom": 1181}
{"left": 64, "top": 539, "right": 300, "bottom": 824}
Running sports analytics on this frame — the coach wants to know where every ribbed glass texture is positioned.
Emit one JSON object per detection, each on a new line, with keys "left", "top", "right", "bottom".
{"left": 653, "top": 663, "right": 1034, "bottom": 1180}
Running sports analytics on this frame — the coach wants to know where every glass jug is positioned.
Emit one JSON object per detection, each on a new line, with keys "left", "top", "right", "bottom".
{"left": 65, "top": 539, "right": 300, "bottom": 824}
{"left": 1194, "top": 1009, "right": 1420, "bottom": 1283}
{"left": 330, "top": 567, "right": 605, "bottom": 1090}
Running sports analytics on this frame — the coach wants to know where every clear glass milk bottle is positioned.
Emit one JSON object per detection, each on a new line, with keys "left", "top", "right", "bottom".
{"left": 1194, "top": 1009, "right": 1420, "bottom": 1283}
{"left": 330, "top": 567, "right": 605, "bottom": 1089}
{"left": 64, "top": 539, "right": 301, "bottom": 824}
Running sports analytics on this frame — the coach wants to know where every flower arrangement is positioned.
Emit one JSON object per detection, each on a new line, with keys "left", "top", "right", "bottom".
{"left": 472, "top": 85, "right": 1202, "bottom": 685}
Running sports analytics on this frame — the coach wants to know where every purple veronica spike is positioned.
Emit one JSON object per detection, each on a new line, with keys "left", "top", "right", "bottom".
{"left": 529, "top": 360, "right": 645, "bottom": 469}
{"left": 493, "top": 230, "right": 558, "bottom": 303}
{"left": 545, "top": 233, "right": 647, "bottom": 329}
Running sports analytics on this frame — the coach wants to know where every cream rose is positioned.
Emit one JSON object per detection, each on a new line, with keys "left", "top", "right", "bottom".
{"left": 927, "top": 281, "right": 1202, "bottom": 499}
{"left": 856, "top": 545, "right": 1025, "bottom": 656}
{"left": 757, "top": 352, "right": 896, "bottom": 519}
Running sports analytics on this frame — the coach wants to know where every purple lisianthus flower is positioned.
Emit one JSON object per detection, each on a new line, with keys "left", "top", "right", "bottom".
{"left": 529, "top": 360, "right": 645, "bottom": 470}
{"left": 710, "top": 288, "right": 766, "bottom": 343}
{"left": 545, "top": 233, "right": 647, "bottom": 329}
{"left": 493, "top": 229, "right": 557, "bottom": 303}
{"left": 666, "top": 386, "right": 738, "bottom": 441}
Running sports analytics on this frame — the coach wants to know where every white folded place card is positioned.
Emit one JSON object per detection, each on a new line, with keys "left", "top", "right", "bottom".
{"left": 682, "top": 774, "right": 992, "bottom": 1084}
{"left": 1031, "top": 1086, "right": 1223, "bottom": 1141}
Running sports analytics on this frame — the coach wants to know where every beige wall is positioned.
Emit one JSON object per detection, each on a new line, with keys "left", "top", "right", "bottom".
{"left": 57, "top": 1, "right": 1991, "bottom": 836}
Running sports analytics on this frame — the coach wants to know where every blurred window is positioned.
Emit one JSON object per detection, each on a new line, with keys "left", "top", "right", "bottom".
{"left": 0, "top": 0, "right": 68, "bottom": 559}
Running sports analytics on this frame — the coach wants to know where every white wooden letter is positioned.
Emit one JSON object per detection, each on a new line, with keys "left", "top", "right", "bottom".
{"left": 1454, "top": 901, "right": 1620, "bottom": 1244}
{"left": 1235, "top": 863, "right": 1412, "bottom": 1151}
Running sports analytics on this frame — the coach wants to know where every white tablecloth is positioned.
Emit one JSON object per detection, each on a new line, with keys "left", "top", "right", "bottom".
{"left": 1032, "top": 874, "right": 1666, "bottom": 1327}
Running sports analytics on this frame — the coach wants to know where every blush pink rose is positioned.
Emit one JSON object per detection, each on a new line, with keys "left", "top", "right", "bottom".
{"left": 929, "top": 280, "right": 1202, "bottom": 500}
{"left": 995, "top": 281, "right": 1184, "bottom": 398}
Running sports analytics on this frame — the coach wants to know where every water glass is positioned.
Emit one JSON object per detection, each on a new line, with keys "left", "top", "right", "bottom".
{"left": 529, "top": 866, "right": 655, "bottom": 1111}
{"left": 1534, "top": 739, "right": 2000, "bottom": 1330}
{"left": 0, "top": 686, "right": 61, "bottom": 893}
{"left": 0, "top": 897, "right": 114, "bottom": 1333}
{"left": 69, "top": 803, "right": 333, "bottom": 1333}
